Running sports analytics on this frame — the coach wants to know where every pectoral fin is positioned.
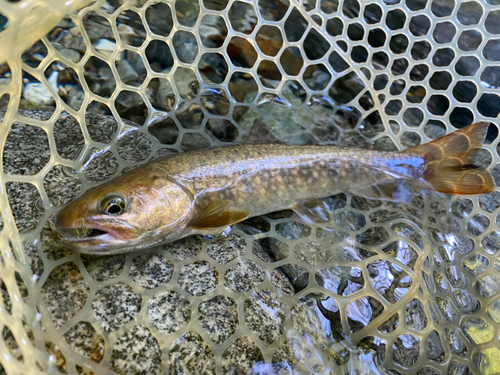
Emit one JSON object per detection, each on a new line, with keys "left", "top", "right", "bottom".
{"left": 188, "top": 200, "right": 251, "bottom": 230}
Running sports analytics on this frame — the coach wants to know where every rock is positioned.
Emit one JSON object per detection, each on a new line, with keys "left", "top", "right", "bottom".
{"left": 41, "top": 262, "right": 90, "bottom": 329}
{"left": 59, "top": 48, "right": 81, "bottom": 63}
{"left": 91, "top": 283, "right": 141, "bottom": 331}
{"left": 168, "top": 332, "right": 216, "bottom": 374}
{"left": 109, "top": 326, "right": 161, "bottom": 375}
{"left": 23, "top": 83, "right": 54, "bottom": 106}
{"left": 116, "top": 58, "right": 139, "bottom": 84}
{"left": 93, "top": 39, "right": 116, "bottom": 56}
{"left": 198, "top": 295, "right": 238, "bottom": 344}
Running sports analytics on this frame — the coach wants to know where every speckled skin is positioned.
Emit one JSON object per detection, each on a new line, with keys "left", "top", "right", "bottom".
{"left": 152, "top": 144, "right": 425, "bottom": 216}
{"left": 56, "top": 143, "right": 425, "bottom": 254}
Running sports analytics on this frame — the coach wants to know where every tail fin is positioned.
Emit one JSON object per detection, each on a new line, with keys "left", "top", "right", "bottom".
{"left": 403, "top": 122, "right": 495, "bottom": 195}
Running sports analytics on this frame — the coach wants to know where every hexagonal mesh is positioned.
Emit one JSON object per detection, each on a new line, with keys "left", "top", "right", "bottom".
{"left": 1, "top": 0, "right": 500, "bottom": 374}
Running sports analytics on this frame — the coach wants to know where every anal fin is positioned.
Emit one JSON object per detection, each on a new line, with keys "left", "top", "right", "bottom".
{"left": 352, "top": 180, "right": 425, "bottom": 204}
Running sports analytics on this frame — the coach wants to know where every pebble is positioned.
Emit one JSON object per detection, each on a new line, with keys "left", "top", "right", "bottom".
{"left": 59, "top": 48, "right": 81, "bottom": 63}
{"left": 117, "top": 59, "right": 139, "bottom": 84}
{"left": 23, "top": 83, "right": 55, "bottom": 106}
{"left": 93, "top": 39, "right": 116, "bottom": 56}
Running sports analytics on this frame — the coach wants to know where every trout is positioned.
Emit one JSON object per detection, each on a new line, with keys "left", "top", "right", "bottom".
{"left": 56, "top": 122, "right": 495, "bottom": 255}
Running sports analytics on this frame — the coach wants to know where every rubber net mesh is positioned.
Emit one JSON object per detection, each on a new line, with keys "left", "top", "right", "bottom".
{"left": 1, "top": 0, "right": 500, "bottom": 374}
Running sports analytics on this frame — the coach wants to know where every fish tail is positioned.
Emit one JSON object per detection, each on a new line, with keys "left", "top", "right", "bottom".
{"left": 403, "top": 122, "right": 495, "bottom": 195}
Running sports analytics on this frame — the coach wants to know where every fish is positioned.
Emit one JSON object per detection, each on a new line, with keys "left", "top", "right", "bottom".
{"left": 55, "top": 121, "right": 495, "bottom": 255}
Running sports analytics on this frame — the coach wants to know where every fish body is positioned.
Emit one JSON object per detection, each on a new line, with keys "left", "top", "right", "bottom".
{"left": 56, "top": 122, "right": 495, "bottom": 255}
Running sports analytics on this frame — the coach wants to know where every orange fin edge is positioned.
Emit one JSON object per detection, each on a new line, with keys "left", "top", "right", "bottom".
{"left": 403, "top": 122, "right": 495, "bottom": 195}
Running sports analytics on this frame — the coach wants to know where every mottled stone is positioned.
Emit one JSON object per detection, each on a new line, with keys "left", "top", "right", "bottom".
{"left": 110, "top": 325, "right": 161, "bottom": 375}
{"left": 63, "top": 321, "right": 105, "bottom": 363}
{"left": 198, "top": 295, "right": 238, "bottom": 344}
{"left": 2, "top": 326, "right": 23, "bottom": 363}
{"left": 92, "top": 283, "right": 141, "bottom": 331}
{"left": 178, "top": 261, "right": 218, "bottom": 296}
{"left": 85, "top": 112, "right": 118, "bottom": 143}
{"left": 272, "top": 340, "right": 299, "bottom": 371}
{"left": 207, "top": 233, "right": 247, "bottom": 264}
{"left": 3, "top": 122, "right": 51, "bottom": 175}
{"left": 52, "top": 111, "right": 85, "bottom": 161}
{"left": 23, "top": 240, "right": 44, "bottom": 282}
{"left": 44, "top": 341, "right": 67, "bottom": 373}
{"left": 221, "top": 336, "right": 264, "bottom": 374}
{"left": 82, "top": 149, "right": 119, "bottom": 185}
{"left": 294, "top": 241, "right": 332, "bottom": 266}
{"left": 42, "top": 262, "right": 89, "bottom": 328}
{"left": 81, "top": 253, "right": 126, "bottom": 282}
{"left": 43, "top": 165, "right": 82, "bottom": 207}
{"left": 0, "top": 278, "right": 12, "bottom": 314}
{"left": 6, "top": 182, "right": 44, "bottom": 232}
{"left": 224, "top": 260, "right": 265, "bottom": 293}
{"left": 116, "top": 129, "right": 153, "bottom": 163}
{"left": 291, "top": 294, "right": 339, "bottom": 351}
{"left": 129, "top": 253, "right": 173, "bottom": 289}
{"left": 164, "top": 236, "right": 202, "bottom": 260}
{"left": 244, "top": 289, "right": 285, "bottom": 344}
{"left": 40, "top": 219, "right": 74, "bottom": 261}
{"left": 147, "top": 291, "right": 191, "bottom": 334}
{"left": 270, "top": 268, "right": 294, "bottom": 296}
{"left": 168, "top": 331, "right": 216, "bottom": 374}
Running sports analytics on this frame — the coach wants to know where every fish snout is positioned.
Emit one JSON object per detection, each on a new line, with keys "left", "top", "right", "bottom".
{"left": 55, "top": 201, "right": 90, "bottom": 230}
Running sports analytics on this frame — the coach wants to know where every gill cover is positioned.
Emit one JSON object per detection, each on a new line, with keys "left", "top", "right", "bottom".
{"left": 56, "top": 169, "right": 194, "bottom": 254}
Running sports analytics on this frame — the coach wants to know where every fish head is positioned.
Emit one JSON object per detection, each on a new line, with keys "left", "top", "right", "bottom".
{"left": 55, "top": 170, "right": 194, "bottom": 254}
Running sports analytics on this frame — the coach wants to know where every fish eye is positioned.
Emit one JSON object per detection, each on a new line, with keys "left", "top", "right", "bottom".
{"left": 100, "top": 195, "right": 126, "bottom": 215}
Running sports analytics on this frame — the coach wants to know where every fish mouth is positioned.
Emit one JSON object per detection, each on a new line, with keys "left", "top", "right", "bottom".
{"left": 59, "top": 227, "right": 122, "bottom": 242}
